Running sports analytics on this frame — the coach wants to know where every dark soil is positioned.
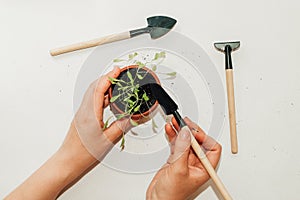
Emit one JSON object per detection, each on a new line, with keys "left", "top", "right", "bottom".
{"left": 111, "top": 67, "right": 158, "bottom": 114}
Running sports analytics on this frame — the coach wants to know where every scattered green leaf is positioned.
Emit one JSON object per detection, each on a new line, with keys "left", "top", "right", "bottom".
{"left": 152, "top": 65, "right": 157, "bottom": 71}
{"left": 113, "top": 58, "right": 125, "bottom": 62}
{"left": 166, "top": 72, "right": 177, "bottom": 77}
{"left": 128, "top": 52, "right": 138, "bottom": 60}
{"left": 153, "top": 51, "right": 166, "bottom": 61}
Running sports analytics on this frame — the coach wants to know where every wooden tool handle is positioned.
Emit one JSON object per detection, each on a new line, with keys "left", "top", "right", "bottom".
{"left": 50, "top": 31, "right": 131, "bottom": 56}
{"left": 190, "top": 135, "right": 232, "bottom": 200}
{"left": 225, "top": 69, "right": 238, "bottom": 154}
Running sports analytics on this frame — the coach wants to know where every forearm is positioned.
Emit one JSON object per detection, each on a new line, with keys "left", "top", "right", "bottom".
{"left": 5, "top": 122, "right": 99, "bottom": 199}
{"left": 5, "top": 153, "right": 72, "bottom": 199}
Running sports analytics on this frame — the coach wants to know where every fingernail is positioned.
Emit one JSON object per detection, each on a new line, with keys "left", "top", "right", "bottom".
{"left": 179, "top": 126, "right": 191, "bottom": 140}
{"left": 184, "top": 117, "right": 191, "bottom": 122}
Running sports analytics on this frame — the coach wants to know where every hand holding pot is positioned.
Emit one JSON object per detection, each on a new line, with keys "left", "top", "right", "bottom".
{"left": 73, "top": 66, "right": 133, "bottom": 160}
{"left": 146, "top": 117, "right": 222, "bottom": 200}
{"left": 5, "top": 67, "right": 133, "bottom": 200}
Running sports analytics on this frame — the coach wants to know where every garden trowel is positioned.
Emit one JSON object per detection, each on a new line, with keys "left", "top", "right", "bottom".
{"left": 50, "top": 16, "right": 177, "bottom": 56}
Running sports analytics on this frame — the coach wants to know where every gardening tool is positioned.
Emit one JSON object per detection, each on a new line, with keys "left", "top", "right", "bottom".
{"left": 144, "top": 83, "right": 232, "bottom": 200}
{"left": 214, "top": 41, "right": 240, "bottom": 154}
{"left": 50, "top": 16, "right": 177, "bottom": 56}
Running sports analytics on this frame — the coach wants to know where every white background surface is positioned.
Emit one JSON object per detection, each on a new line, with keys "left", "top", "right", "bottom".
{"left": 1, "top": 0, "right": 300, "bottom": 199}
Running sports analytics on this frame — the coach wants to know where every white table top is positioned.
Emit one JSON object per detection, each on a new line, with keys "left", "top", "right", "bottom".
{"left": 1, "top": 1, "right": 300, "bottom": 199}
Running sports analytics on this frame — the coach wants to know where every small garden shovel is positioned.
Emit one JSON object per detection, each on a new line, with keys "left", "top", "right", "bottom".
{"left": 50, "top": 16, "right": 177, "bottom": 56}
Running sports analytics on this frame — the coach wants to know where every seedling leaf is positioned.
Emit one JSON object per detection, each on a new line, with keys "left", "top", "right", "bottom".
{"left": 134, "top": 104, "right": 140, "bottom": 112}
{"left": 127, "top": 99, "right": 134, "bottom": 105}
{"left": 137, "top": 74, "right": 143, "bottom": 80}
{"left": 127, "top": 70, "right": 133, "bottom": 82}
{"left": 102, "top": 116, "right": 113, "bottom": 130}
{"left": 108, "top": 77, "right": 119, "bottom": 84}
{"left": 142, "top": 92, "right": 149, "bottom": 101}
{"left": 110, "top": 94, "right": 121, "bottom": 102}
{"left": 135, "top": 61, "right": 145, "bottom": 68}
{"left": 120, "top": 136, "right": 125, "bottom": 150}
{"left": 130, "top": 118, "right": 139, "bottom": 126}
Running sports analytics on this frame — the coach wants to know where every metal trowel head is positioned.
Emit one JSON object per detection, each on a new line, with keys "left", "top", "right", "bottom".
{"left": 147, "top": 16, "right": 177, "bottom": 39}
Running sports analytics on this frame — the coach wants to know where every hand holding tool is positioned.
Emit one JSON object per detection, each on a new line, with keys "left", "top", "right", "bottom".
{"left": 145, "top": 83, "right": 232, "bottom": 200}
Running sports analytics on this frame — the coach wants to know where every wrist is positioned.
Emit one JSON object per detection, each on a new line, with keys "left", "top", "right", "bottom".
{"left": 56, "top": 122, "right": 99, "bottom": 179}
{"left": 4, "top": 150, "right": 87, "bottom": 200}
{"left": 5, "top": 122, "right": 101, "bottom": 200}
{"left": 49, "top": 144, "right": 99, "bottom": 196}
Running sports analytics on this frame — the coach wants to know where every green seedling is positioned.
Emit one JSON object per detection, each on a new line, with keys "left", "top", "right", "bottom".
{"left": 108, "top": 51, "right": 176, "bottom": 150}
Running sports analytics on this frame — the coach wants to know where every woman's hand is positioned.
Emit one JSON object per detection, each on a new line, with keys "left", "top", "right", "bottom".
{"left": 146, "top": 117, "right": 222, "bottom": 200}
{"left": 68, "top": 66, "right": 131, "bottom": 161}
{"left": 5, "top": 67, "right": 132, "bottom": 200}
